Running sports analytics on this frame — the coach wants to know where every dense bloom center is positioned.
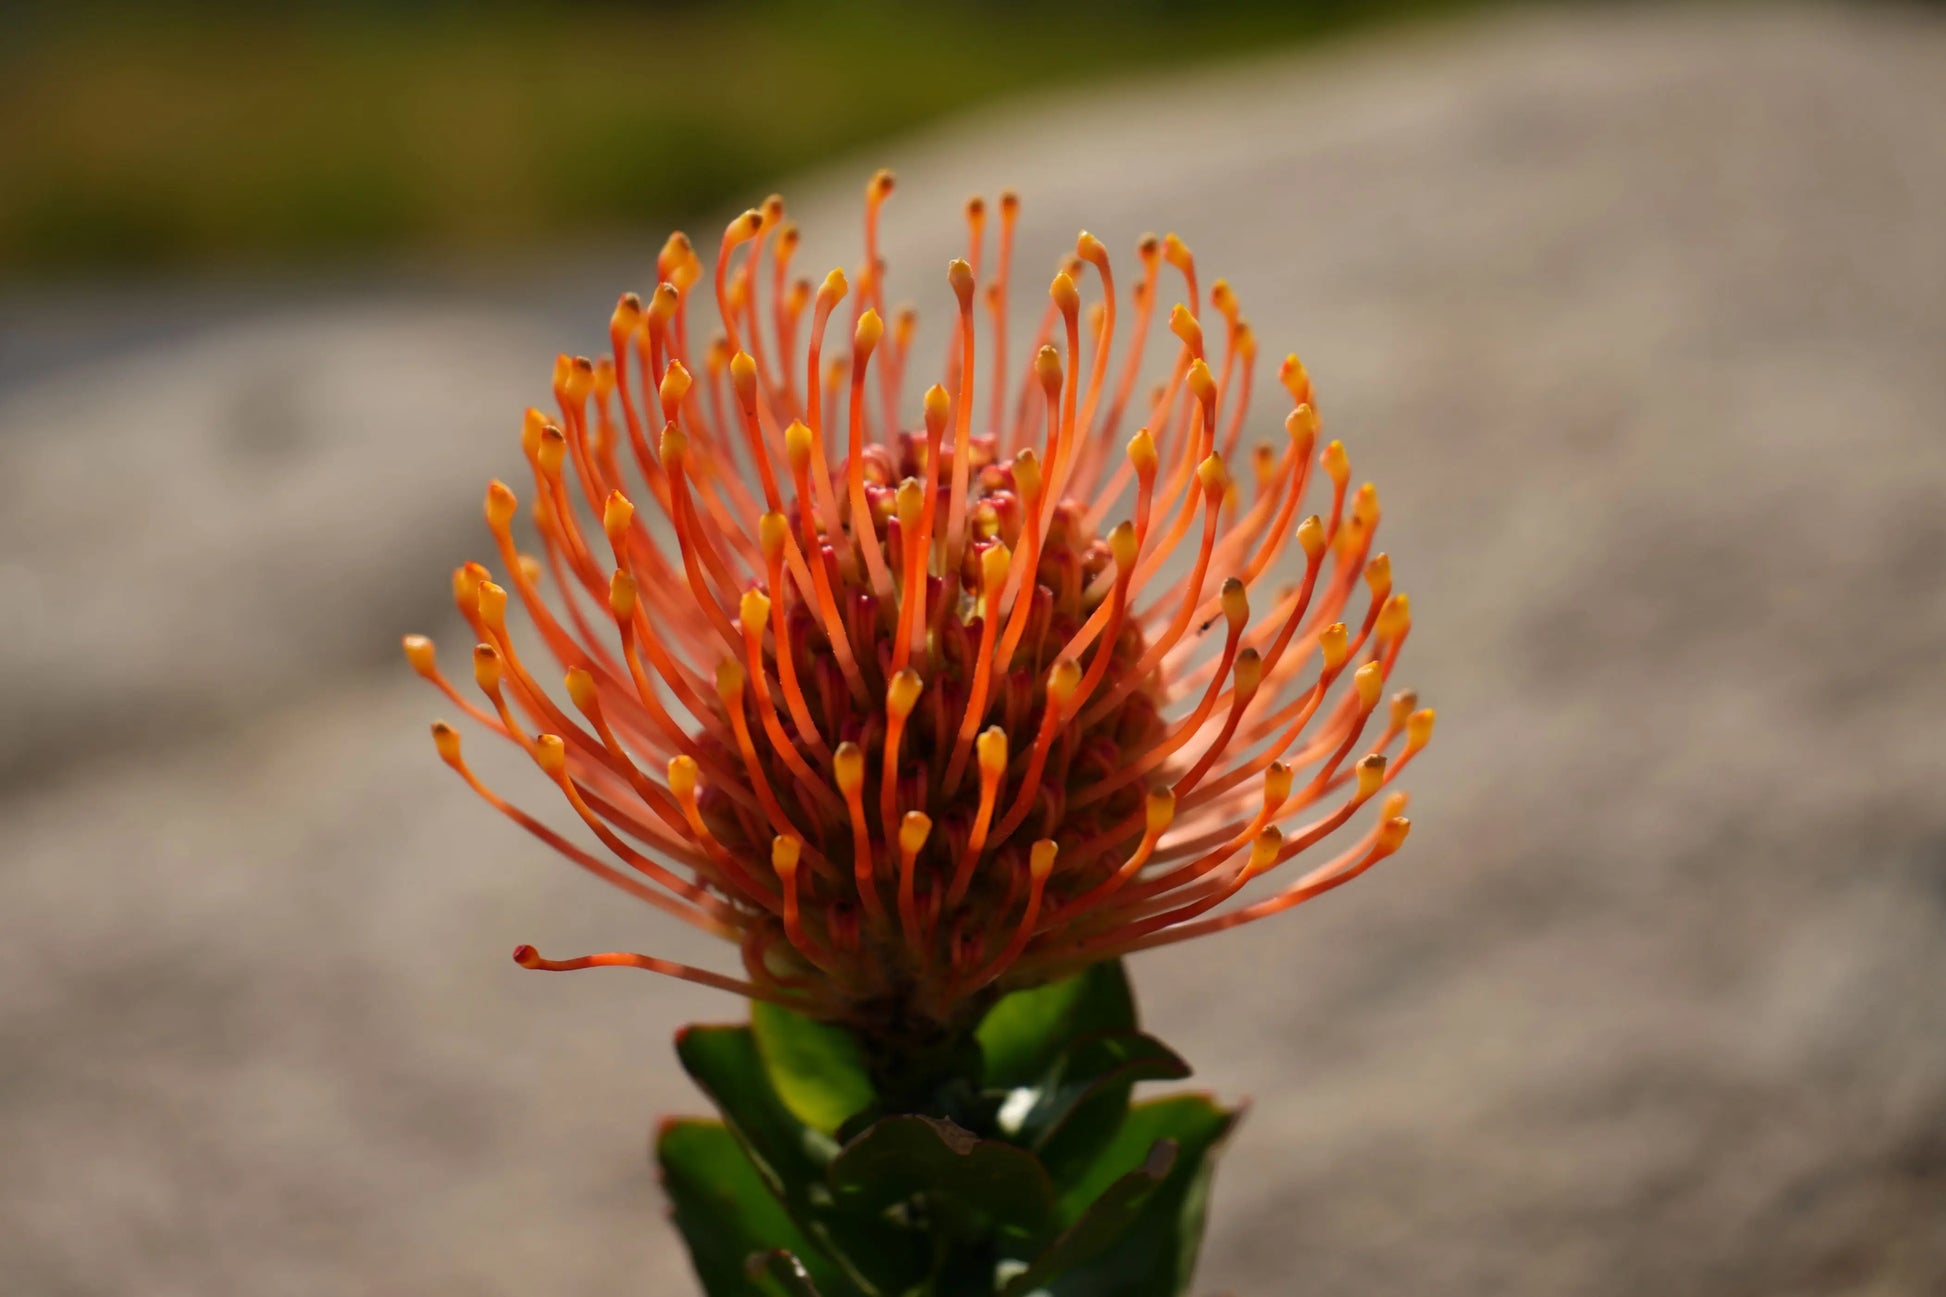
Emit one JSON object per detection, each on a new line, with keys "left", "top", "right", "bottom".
{"left": 406, "top": 174, "right": 1432, "bottom": 1031}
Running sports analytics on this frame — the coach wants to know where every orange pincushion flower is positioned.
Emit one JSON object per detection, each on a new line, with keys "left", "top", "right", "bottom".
{"left": 406, "top": 174, "right": 1431, "bottom": 1033}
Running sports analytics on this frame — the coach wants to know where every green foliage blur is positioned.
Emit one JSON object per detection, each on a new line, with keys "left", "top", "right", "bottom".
{"left": 0, "top": 0, "right": 1471, "bottom": 277}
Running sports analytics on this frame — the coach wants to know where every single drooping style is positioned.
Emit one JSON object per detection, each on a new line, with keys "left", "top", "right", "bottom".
{"left": 405, "top": 173, "right": 1431, "bottom": 1040}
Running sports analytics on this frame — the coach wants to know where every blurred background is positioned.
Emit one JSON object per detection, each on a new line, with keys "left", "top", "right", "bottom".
{"left": 3, "top": 2, "right": 1944, "bottom": 1294}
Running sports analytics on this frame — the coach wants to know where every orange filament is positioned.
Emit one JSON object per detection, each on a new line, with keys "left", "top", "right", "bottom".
{"left": 432, "top": 724, "right": 731, "bottom": 936}
{"left": 529, "top": 733, "right": 737, "bottom": 919}
{"left": 990, "top": 659, "right": 1081, "bottom": 846}
{"left": 844, "top": 310, "right": 895, "bottom": 595}
{"left": 863, "top": 170, "right": 896, "bottom": 424}
{"left": 948, "top": 727, "right": 1009, "bottom": 906}
{"left": 513, "top": 944, "right": 794, "bottom": 1007}
{"left": 713, "top": 209, "right": 763, "bottom": 356}
{"left": 987, "top": 190, "right": 1020, "bottom": 433}
{"left": 664, "top": 755, "right": 773, "bottom": 905}
{"left": 1043, "top": 273, "right": 1083, "bottom": 510}
{"left": 771, "top": 835, "right": 835, "bottom": 973}
{"left": 889, "top": 479, "right": 927, "bottom": 675}
{"left": 880, "top": 668, "right": 924, "bottom": 843}
{"left": 897, "top": 810, "right": 933, "bottom": 955}
{"left": 1060, "top": 787, "right": 1176, "bottom": 914}
{"left": 941, "top": 541, "right": 1013, "bottom": 794}
{"left": 941, "top": 259, "right": 979, "bottom": 581}
{"left": 757, "top": 513, "right": 833, "bottom": 757}
{"left": 1091, "top": 233, "right": 1162, "bottom": 453}
{"left": 944, "top": 193, "right": 985, "bottom": 397}
{"left": 409, "top": 184, "right": 1431, "bottom": 1024}
{"left": 1119, "top": 818, "right": 1410, "bottom": 954}
{"left": 992, "top": 445, "right": 1048, "bottom": 671}
{"left": 715, "top": 659, "right": 813, "bottom": 851}
{"left": 834, "top": 742, "right": 886, "bottom": 928}
{"left": 737, "top": 590, "right": 840, "bottom": 810}
{"left": 965, "top": 839, "right": 1056, "bottom": 992}
{"left": 560, "top": 666, "right": 688, "bottom": 840}
{"left": 802, "top": 271, "right": 851, "bottom": 545}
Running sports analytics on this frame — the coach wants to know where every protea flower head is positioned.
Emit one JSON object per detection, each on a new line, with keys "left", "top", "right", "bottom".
{"left": 405, "top": 172, "right": 1432, "bottom": 1037}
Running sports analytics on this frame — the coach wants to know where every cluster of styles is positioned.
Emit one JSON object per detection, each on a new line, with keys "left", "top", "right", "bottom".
{"left": 405, "top": 173, "right": 1433, "bottom": 1296}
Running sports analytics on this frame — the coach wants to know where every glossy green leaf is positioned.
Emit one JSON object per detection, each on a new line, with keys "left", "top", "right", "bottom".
{"left": 1046, "top": 1096, "right": 1241, "bottom": 1296}
{"left": 676, "top": 1024, "right": 923, "bottom": 1296}
{"left": 976, "top": 960, "right": 1136, "bottom": 1089}
{"left": 751, "top": 1000, "right": 876, "bottom": 1134}
{"left": 657, "top": 1119, "right": 833, "bottom": 1297}
{"left": 829, "top": 1114, "right": 1057, "bottom": 1237}
{"left": 746, "top": 1250, "right": 825, "bottom": 1296}
{"left": 676, "top": 1024, "right": 837, "bottom": 1190}
{"left": 1009, "top": 1031, "right": 1191, "bottom": 1154}
{"left": 998, "top": 1139, "right": 1178, "bottom": 1296}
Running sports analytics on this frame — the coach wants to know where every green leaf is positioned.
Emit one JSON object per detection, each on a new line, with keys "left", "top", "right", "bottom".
{"left": 1046, "top": 1096, "right": 1241, "bottom": 1296}
{"left": 751, "top": 1000, "right": 876, "bottom": 1134}
{"left": 976, "top": 960, "right": 1136, "bottom": 1090}
{"left": 657, "top": 1118, "right": 831, "bottom": 1297}
{"left": 1008, "top": 1031, "right": 1191, "bottom": 1154}
{"left": 829, "top": 1114, "right": 1057, "bottom": 1238}
{"left": 998, "top": 1139, "right": 1179, "bottom": 1296}
{"left": 676, "top": 1024, "right": 838, "bottom": 1191}
{"left": 676, "top": 1024, "right": 923, "bottom": 1296}
{"left": 745, "top": 1249, "right": 824, "bottom": 1296}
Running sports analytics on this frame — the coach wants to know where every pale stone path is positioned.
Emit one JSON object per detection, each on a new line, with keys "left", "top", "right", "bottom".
{"left": 4, "top": 6, "right": 1944, "bottom": 1294}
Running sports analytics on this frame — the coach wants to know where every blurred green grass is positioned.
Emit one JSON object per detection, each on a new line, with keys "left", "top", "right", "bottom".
{"left": 0, "top": 1, "right": 1471, "bottom": 277}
